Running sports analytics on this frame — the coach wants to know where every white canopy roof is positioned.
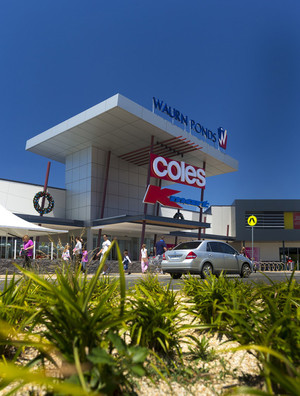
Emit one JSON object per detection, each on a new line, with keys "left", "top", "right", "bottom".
{"left": 26, "top": 94, "right": 238, "bottom": 177}
{"left": 0, "top": 204, "right": 67, "bottom": 237}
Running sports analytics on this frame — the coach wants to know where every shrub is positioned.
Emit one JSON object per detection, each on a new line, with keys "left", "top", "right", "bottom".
{"left": 3, "top": 240, "right": 152, "bottom": 395}
{"left": 0, "top": 273, "right": 39, "bottom": 358}
{"left": 128, "top": 276, "right": 187, "bottom": 357}
{"left": 182, "top": 273, "right": 254, "bottom": 329}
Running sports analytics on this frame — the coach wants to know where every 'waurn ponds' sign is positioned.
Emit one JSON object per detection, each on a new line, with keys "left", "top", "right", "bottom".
{"left": 143, "top": 154, "right": 208, "bottom": 210}
{"left": 152, "top": 97, "right": 228, "bottom": 150}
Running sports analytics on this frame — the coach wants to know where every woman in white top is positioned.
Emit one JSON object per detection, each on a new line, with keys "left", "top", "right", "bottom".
{"left": 73, "top": 237, "right": 82, "bottom": 257}
{"left": 141, "top": 244, "right": 148, "bottom": 273}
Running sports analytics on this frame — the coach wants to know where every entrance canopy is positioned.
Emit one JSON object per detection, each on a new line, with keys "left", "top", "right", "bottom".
{"left": 91, "top": 214, "right": 210, "bottom": 237}
{"left": 0, "top": 204, "right": 67, "bottom": 238}
{"left": 26, "top": 94, "right": 238, "bottom": 177}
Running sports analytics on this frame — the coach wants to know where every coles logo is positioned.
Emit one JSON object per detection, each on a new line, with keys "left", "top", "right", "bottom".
{"left": 150, "top": 154, "right": 206, "bottom": 189}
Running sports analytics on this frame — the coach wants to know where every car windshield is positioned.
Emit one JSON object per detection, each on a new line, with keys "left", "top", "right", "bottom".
{"left": 173, "top": 242, "right": 201, "bottom": 250}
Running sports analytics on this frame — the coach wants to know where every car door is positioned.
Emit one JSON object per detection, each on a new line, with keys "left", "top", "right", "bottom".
{"left": 206, "top": 242, "right": 225, "bottom": 272}
{"left": 220, "top": 243, "right": 239, "bottom": 273}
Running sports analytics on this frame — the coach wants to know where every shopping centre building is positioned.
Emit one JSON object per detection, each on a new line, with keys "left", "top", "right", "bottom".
{"left": 1, "top": 94, "right": 300, "bottom": 264}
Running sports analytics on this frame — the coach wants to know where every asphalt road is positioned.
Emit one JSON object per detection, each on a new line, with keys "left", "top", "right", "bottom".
{"left": 124, "top": 271, "right": 300, "bottom": 290}
{"left": 0, "top": 271, "right": 299, "bottom": 292}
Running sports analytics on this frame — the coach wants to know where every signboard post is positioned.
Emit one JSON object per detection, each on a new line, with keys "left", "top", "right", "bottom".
{"left": 247, "top": 215, "right": 257, "bottom": 260}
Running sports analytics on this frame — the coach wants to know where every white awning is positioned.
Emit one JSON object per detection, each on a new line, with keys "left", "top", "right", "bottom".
{"left": 0, "top": 204, "right": 67, "bottom": 237}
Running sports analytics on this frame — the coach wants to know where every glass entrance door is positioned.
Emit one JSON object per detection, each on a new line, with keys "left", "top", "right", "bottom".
{"left": 279, "top": 247, "right": 299, "bottom": 270}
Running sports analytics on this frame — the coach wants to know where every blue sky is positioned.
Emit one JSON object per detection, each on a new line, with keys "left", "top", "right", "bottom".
{"left": 1, "top": 1, "right": 300, "bottom": 206}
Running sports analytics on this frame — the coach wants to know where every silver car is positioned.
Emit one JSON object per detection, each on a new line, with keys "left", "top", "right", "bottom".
{"left": 161, "top": 240, "right": 253, "bottom": 279}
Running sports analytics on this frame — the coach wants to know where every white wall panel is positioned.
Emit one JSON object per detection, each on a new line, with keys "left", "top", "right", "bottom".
{"left": 0, "top": 180, "right": 65, "bottom": 218}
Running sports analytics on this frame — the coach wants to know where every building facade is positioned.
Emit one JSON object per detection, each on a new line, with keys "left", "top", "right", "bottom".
{"left": 3, "top": 94, "right": 299, "bottom": 264}
{"left": 1, "top": 94, "right": 299, "bottom": 263}
{"left": 18, "top": 94, "right": 238, "bottom": 258}
{"left": 233, "top": 199, "right": 300, "bottom": 264}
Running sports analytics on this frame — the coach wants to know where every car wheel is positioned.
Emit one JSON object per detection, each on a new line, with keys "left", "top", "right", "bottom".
{"left": 240, "top": 263, "right": 251, "bottom": 278}
{"left": 201, "top": 263, "right": 213, "bottom": 279}
{"left": 170, "top": 273, "right": 182, "bottom": 279}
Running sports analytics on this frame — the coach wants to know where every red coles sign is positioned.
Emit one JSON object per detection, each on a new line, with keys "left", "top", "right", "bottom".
{"left": 150, "top": 154, "right": 206, "bottom": 189}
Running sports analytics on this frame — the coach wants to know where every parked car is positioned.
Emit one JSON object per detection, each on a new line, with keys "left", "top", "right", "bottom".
{"left": 161, "top": 240, "right": 253, "bottom": 279}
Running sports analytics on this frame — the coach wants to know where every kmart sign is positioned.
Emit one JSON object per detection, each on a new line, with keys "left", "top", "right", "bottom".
{"left": 143, "top": 185, "right": 209, "bottom": 210}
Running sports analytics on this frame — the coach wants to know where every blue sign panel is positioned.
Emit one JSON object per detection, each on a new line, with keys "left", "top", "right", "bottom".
{"left": 169, "top": 195, "right": 209, "bottom": 209}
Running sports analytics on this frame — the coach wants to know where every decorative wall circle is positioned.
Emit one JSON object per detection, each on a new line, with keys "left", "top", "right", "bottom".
{"left": 33, "top": 191, "right": 55, "bottom": 214}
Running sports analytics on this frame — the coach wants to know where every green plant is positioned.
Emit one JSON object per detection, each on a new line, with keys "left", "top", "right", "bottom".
{"left": 0, "top": 360, "right": 91, "bottom": 396}
{"left": 216, "top": 274, "right": 300, "bottom": 394}
{"left": 16, "top": 241, "right": 126, "bottom": 363}
{"left": 90, "top": 275, "right": 121, "bottom": 306}
{"left": 82, "top": 331, "right": 149, "bottom": 395}
{"left": 4, "top": 240, "right": 161, "bottom": 395}
{"left": 187, "top": 334, "right": 216, "bottom": 362}
{"left": 183, "top": 273, "right": 254, "bottom": 328}
{"left": 128, "top": 279, "right": 187, "bottom": 357}
{"left": 0, "top": 273, "right": 40, "bottom": 358}
{"left": 225, "top": 345, "right": 300, "bottom": 396}
{"left": 182, "top": 272, "right": 300, "bottom": 394}
{"left": 133, "top": 273, "right": 165, "bottom": 295}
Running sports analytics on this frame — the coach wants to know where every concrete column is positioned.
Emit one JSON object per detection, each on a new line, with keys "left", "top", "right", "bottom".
{"left": 86, "top": 227, "right": 94, "bottom": 253}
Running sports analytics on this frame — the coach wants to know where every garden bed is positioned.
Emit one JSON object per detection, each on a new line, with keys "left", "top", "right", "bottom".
{"left": 0, "top": 240, "right": 299, "bottom": 395}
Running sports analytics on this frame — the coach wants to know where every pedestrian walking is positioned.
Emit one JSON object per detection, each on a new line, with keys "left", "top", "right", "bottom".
{"left": 73, "top": 236, "right": 82, "bottom": 257}
{"left": 154, "top": 236, "right": 167, "bottom": 273}
{"left": 73, "top": 236, "right": 82, "bottom": 269}
{"left": 140, "top": 243, "right": 148, "bottom": 273}
{"left": 96, "top": 234, "right": 111, "bottom": 275}
{"left": 81, "top": 245, "right": 88, "bottom": 272}
{"left": 20, "top": 235, "right": 34, "bottom": 269}
{"left": 241, "top": 246, "right": 249, "bottom": 257}
{"left": 122, "top": 249, "right": 132, "bottom": 275}
{"left": 154, "top": 236, "right": 167, "bottom": 258}
{"left": 287, "top": 257, "right": 294, "bottom": 271}
{"left": 62, "top": 244, "right": 71, "bottom": 261}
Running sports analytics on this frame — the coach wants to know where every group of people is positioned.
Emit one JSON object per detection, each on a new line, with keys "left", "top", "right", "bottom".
{"left": 92, "top": 234, "right": 168, "bottom": 275}
{"left": 92, "top": 234, "right": 167, "bottom": 275}
{"left": 20, "top": 233, "right": 168, "bottom": 274}
{"left": 60, "top": 236, "right": 88, "bottom": 272}
{"left": 140, "top": 235, "right": 167, "bottom": 274}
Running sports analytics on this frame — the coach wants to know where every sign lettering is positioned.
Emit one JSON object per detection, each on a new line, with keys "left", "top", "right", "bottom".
{"left": 153, "top": 97, "right": 228, "bottom": 150}
{"left": 150, "top": 154, "right": 206, "bottom": 189}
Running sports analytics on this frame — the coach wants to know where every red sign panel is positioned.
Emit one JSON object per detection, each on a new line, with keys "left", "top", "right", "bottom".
{"left": 143, "top": 185, "right": 182, "bottom": 209}
{"left": 294, "top": 212, "right": 300, "bottom": 229}
{"left": 150, "top": 154, "right": 206, "bottom": 189}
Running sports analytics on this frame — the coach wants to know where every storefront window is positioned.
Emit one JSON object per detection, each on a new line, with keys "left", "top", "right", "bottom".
{"left": 92, "top": 234, "right": 154, "bottom": 261}
{"left": 279, "top": 247, "right": 299, "bottom": 265}
{"left": 0, "top": 236, "right": 23, "bottom": 259}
